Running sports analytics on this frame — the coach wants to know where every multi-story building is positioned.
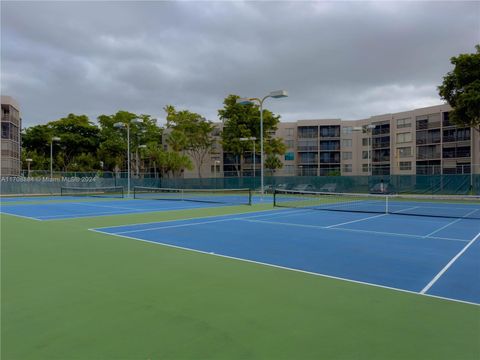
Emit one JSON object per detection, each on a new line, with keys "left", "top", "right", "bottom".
{"left": 1, "top": 96, "right": 21, "bottom": 176}
{"left": 170, "top": 103, "right": 479, "bottom": 179}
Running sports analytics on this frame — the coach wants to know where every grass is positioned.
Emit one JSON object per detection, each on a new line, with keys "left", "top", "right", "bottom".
{"left": 1, "top": 204, "right": 480, "bottom": 359}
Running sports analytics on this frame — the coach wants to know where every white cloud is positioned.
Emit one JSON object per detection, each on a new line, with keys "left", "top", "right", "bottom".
{"left": 1, "top": 1, "right": 479, "bottom": 127}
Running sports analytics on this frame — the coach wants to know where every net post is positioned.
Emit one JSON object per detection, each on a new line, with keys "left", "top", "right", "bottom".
{"left": 248, "top": 188, "right": 252, "bottom": 205}
{"left": 273, "top": 189, "right": 277, "bottom": 207}
{"left": 385, "top": 195, "right": 389, "bottom": 214}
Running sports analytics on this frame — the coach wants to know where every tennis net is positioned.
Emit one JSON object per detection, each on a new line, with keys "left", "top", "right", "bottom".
{"left": 273, "top": 189, "right": 480, "bottom": 219}
{"left": 133, "top": 186, "right": 252, "bottom": 205}
{"left": 60, "top": 186, "right": 124, "bottom": 198}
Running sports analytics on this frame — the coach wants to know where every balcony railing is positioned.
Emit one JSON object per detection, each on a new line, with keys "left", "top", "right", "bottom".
{"left": 417, "top": 153, "right": 441, "bottom": 160}
{"left": 297, "top": 146, "right": 319, "bottom": 151}
{"left": 416, "top": 121, "right": 441, "bottom": 130}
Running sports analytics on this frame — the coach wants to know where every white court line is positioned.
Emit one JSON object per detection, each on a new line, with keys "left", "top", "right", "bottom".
{"left": 420, "top": 231, "right": 480, "bottom": 294}
{"left": 389, "top": 206, "right": 419, "bottom": 214}
{"left": 88, "top": 228, "right": 479, "bottom": 307}
{"left": 72, "top": 202, "right": 150, "bottom": 211}
{"left": 90, "top": 208, "right": 291, "bottom": 231}
{"left": 240, "top": 218, "right": 468, "bottom": 243}
{"left": 423, "top": 208, "right": 480, "bottom": 238}
{"left": 39, "top": 204, "right": 232, "bottom": 220}
{"left": 114, "top": 218, "right": 238, "bottom": 235}
{"left": 0, "top": 211, "right": 43, "bottom": 221}
{"left": 326, "top": 213, "right": 388, "bottom": 228}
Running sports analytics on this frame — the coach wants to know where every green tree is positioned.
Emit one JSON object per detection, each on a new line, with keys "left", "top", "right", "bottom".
{"left": 438, "top": 45, "right": 480, "bottom": 130}
{"left": 22, "top": 114, "right": 100, "bottom": 172}
{"left": 265, "top": 155, "right": 283, "bottom": 176}
{"left": 97, "top": 111, "right": 162, "bottom": 174}
{"left": 218, "top": 94, "right": 286, "bottom": 176}
{"left": 164, "top": 105, "right": 214, "bottom": 178}
{"left": 49, "top": 114, "right": 100, "bottom": 171}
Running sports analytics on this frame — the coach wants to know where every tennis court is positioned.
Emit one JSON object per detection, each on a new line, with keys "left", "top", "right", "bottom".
{"left": 2, "top": 185, "right": 480, "bottom": 359}
{"left": 0, "top": 187, "right": 254, "bottom": 220}
{"left": 92, "top": 205, "right": 480, "bottom": 305}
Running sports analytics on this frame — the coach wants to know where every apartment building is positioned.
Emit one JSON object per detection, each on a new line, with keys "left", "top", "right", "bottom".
{"left": 174, "top": 103, "right": 479, "bottom": 179}
{"left": 1, "top": 96, "right": 21, "bottom": 176}
{"left": 273, "top": 104, "right": 478, "bottom": 177}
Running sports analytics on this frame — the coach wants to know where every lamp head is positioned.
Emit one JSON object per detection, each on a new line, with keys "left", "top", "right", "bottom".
{"left": 269, "top": 90, "right": 288, "bottom": 98}
{"left": 236, "top": 98, "right": 254, "bottom": 105}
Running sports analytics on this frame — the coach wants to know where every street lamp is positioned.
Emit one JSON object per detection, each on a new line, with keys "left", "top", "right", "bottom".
{"left": 50, "top": 136, "right": 61, "bottom": 179}
{"left": 26, "top": 158, "right": 33, "bottom": 177}
{"left": 365, "top": 124, "right": 376, "bottom": 174}
{"left": 237, "top": 90, "right": 288, "bottom": 197}
{"left": 353, "top": 125, "right": 376, "bottom": 174}
{"left": 137, "top": 144, "right": 147, "bottom": 177}
{"left": 239, "top": 137, "right": 257, "bottom": 180}
{"left": 114, "top": 118, "right": 143, "bottom": 197}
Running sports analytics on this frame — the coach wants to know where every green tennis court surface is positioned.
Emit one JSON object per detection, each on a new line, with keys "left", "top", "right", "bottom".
{"left": 2, "top": 196, "right": 479, "bottom": 359}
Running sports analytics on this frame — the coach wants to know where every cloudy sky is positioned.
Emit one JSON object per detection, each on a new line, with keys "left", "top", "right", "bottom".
{"left": 1, "top": 1, "right": 479, "bottom": 127}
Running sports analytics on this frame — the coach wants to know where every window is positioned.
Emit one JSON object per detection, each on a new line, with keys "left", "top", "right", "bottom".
{"left": 397, "top": 147, "right": 412, "bottom": 158}
{"left": 298, "top": 126, "right": 318, "bottom": 138}
{"left": 362, "top": 164, "right": 369, "bottom": 172}
{"left": 342, "top": 152, "right": 352, "bottom": 160}
{"left": 399, "top": 161, "right": 412, "bottom": 170}
{"left": 284, "top": 152, "right": 294, "bottom": 161}
{"left": 1, "top": 123, "right": 9, "bottom": 139}
{"left": 284, "top": 165, "right": 294, "bottom": 174}
{"left": 342, "top": 139, "right": 352, "bottom": 148}
{"left": 362, "top": 138, "right": 369, "bottom": 146}
{"left": 342, "top": 164, "right": 352, "bottom": 173}
{"left": 397, "top": 132, "right": 412, "bottom": 143}
{"left": 362, "top": 150, "right": 370, "bottom": 159}
{"left": 397, "top": 118, "right": 411, "bottom": 129}
{"left": 210, "top": 164, "right": 221, "bottom": 173}
{"left": 342, "top": 126, "right": 353, "bottom": 134}
{"left": 285, "top": 128, "right": 294, "bottom": 137}
{"left": 284, "top": 140, "right": 294, "bottom": 148}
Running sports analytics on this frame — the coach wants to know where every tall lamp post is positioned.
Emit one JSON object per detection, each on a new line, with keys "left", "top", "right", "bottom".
{"left": 237, "top": 90, "right": 288, "bottom": 197}
{"left": 114, "top": 118, "right": 143, "bottom": 197}
{"left": 239, "top": 137, "right": 257, "bottom": 181}
{"left": 50, "top": 136, "right": 61, "bottom": 179}
{"left": 365, "top": 124, "right": 376, "bottom": 174}
{"left": 26, "top": 158, "right": 33, "bottom": 177}
{"left": 137, "top": 144, "right": 147, "bottom": 177}
{"left": 353, "top": 124, "right": 376, "bottom": 175}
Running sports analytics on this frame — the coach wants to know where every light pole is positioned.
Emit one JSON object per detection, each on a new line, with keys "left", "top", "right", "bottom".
{"left": 239, "top": 137, "right": 257, "bottom": 181}
{"left": 137, "top": 144, "right": 147, "bottom": 177}
{"left": 26, "top": 158, "right": 32, "bottom": 177}
{"left": 114, "top": 118, "right": 143, "bottom": 197}
{"left": 50, "top": 136, "right": 61, "bottom": 179}
{"left": 214, "top": 160, "right": 220, "bottom": 178}
{"left": 237, "top": 90, "right": 288, "bottom": 197}
{"left": 366, "top": 124, "right": 376, "bottom": 175}
{"left": 353, "top": 125, "right": 376, "bottom": 175}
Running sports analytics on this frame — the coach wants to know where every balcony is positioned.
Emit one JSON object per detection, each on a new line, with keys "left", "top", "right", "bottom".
{"left": 297, "top": 145, "right": 319, "bottom": 151}
{"left": 417, "top": 153, "right": 441, "bottom": 160}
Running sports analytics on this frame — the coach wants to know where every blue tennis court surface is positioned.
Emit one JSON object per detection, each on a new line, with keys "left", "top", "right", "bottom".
{"left": 0, "top": 198, "right": 246, "bottom": 220}
{"left": 92, "top": 209, "right": 480, "bottom": 305}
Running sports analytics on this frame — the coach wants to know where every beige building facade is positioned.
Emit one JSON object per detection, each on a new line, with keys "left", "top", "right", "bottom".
{"left": 173, "top": 103, "right": 479, "bottom": 179}
{"left": 1, "top": 96, "right": 21, "bottom": 176}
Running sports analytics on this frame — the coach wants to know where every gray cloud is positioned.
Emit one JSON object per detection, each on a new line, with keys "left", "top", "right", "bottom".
{"left": 1, "top": 1, "right": 479, "bottom": 127}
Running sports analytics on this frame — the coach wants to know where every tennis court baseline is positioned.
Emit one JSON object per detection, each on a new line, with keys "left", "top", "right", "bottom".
{"left": 92, "top": 208, "right": 480, "bottom": 305}
{"left": 0, "top": 188, "right": 254, "bottom": 220}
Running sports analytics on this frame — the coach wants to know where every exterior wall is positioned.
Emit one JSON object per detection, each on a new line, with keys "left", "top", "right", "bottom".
{"left": 164, "top": 103, "right": 478, "bottom": 179}
{"left": 1, "top": 96, "right": 21, "bottom": 176}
